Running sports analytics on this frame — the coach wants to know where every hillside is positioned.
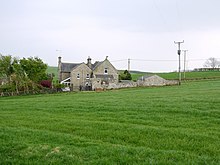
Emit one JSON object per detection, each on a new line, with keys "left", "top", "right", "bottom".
{"left": 47, "top": 66, "right": 58, "bottom": 81}
{"left": 131, "top": 71, "right": 220, "bottom": 80}
{"left": 48, "top": 66, "right": 220, "bottom": 81}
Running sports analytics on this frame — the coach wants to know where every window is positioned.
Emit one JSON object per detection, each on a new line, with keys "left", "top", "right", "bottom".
{"left": 104, "top": 68, "right": 108, "bottom": 74}
{"left": 77, "top": 73, "right": 80, "bottom": 79}
{"left": 86, "top": 74, "right": 90, "bottom": 79}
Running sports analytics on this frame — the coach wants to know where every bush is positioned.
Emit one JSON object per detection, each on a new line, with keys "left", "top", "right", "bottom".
{"left": 40, "top": 80, "right": 52, "bottom": 88}
{"left": 54, "top": 83, "right": 65, "bottom": 89}
{"left": 0, "top": 84, "right": 15, "bottom": 92}
{"left": 119, "top": 70, "right": 132, "bottom": 80}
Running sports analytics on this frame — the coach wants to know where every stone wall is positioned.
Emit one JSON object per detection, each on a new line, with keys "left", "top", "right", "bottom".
{"left": 165, "top": 80, "right": 179, "bottom": 86}
{"left": 117, "top": 80, "right": 137, "bottom": 88}
{"left": 92, "top": 80, "right": 137, "bottom": 91}
{"left": 73, "top": 75, "right": 178, "bottom": 91}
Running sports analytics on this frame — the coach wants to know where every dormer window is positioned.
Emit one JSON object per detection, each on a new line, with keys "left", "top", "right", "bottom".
{"left": 104, "top": 68, "right": 108, "bottom": 74}
{"left": 77, "top": 73, "right": 80, "bottom": 79}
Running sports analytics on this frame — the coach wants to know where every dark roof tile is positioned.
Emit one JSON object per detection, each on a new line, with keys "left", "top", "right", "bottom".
{"left": 95, "top": 74, "right": 114, "bottom": 79}
{"left": 61, "top": 63, "right": 80, "bottom": 72}
{"left": 138, "top": 75, "right": 154, "bottom": 80}
{"left": 92, "top": 61, "right": 102, "bottom": 70}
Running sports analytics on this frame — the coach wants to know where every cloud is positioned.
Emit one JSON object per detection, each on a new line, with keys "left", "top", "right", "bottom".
{"left": 1, "top": 0, "right": 220, "bottom": 72}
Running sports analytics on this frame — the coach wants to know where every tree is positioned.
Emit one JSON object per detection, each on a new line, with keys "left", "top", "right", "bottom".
{"left": 0, "top": 54, "right": 15, "bottom": 79}
{"left": 0, "top": 55, "right": 48, "bottom": 95}
{"left": 10, "top": 58, "right": 25, "bottom": 93}
{"left": 0, "top": 55, "right": 26, "bottom": 94}
{"left": 119, "top": 70, "right": 132, "bottom": 80}
{"left": 204, "top": 57, "right": 220, "bottom": 69}
{"left": 20, "top": 57, "right": 48, "bottom": 83}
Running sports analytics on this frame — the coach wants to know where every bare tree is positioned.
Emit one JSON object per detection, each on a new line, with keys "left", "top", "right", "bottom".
{"left": 203, "top": 57, "right": 220, "bottom": 68}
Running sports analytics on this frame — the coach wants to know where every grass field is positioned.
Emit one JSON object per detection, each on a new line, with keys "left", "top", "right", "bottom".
{"left": 0, "top": 79, "right": 220, "bottom": 164}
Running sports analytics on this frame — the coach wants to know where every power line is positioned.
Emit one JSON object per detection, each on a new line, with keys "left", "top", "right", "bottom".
{"left": 110, "top": 59, "right": 127, "bottom": 62}
{"left": 111, "top": 58, "right": 219, "bottom": 62}
{"left": 131, "top": 59, "right": 177, "bottom": 62}
{"left": 110, "top": 57, "right": 219, "bottom": 72}
{"left": 182, "top": 50, "right": 188, "bottom": 79}
{"left": 152, "top": 0, "right": 167, "bottom": 25}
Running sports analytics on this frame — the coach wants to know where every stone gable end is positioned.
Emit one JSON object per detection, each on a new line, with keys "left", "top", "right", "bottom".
{"left": 93, "top": 59, "right": 118, "bottom": 81}
{"left": 71, "top": 63, "right": 92, "bottom": 87}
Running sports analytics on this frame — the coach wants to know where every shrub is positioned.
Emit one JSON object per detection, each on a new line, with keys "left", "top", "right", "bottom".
{"left": 119, "top": 70, "right": 132, "bottom": 80}
{"left": 40, "top": 80, "right": 52, "bottom": 88}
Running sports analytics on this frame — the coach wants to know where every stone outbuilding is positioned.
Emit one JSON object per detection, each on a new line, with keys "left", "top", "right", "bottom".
{"left": 137, "top": 75, "right": 178, "bottom": 86}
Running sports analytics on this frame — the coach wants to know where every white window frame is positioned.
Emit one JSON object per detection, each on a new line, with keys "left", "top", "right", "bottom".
{"left": 86, "top": 73, "right": 90, "bottom": 79}
{"left": 77, "top": 73, "right": 80, "bottom": 79}
{"left": 104, "top": 68, "right": 108, "bottom": 74}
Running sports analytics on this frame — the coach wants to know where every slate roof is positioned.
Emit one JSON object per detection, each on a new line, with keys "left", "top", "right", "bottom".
{"left": 138, "top": 75, "right": 166, "bottom": 81}
{"left": 138, "top": 75, "right": 154, "bottom": 80}
{"left": 92, "top": 61, "right": 102, "bottom": 70}
{"left": 95, "top": 74, "right": 114, "bottom": 79}
{"left": 61, "top": 63, "right": 80, "bottom": 72}
{"left": 119, "top": 80, "right": 134, "bottom": 84}
{"left": 60, "top": 61, "right": 102, "bottom": 72}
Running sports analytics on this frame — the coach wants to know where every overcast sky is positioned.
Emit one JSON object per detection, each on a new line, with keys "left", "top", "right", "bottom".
{"left": 1, "top": 0, "right": 220, "bottom": 72}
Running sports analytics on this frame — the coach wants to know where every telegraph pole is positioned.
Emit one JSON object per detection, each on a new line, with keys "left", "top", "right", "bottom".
{"left": 56, "top": 50, "right": 62, "bottom": 83}
{"left": 128, "top": 58, "right": 131, "bottom": 72}
{"left": 182, "top": 50, "right": 188, "bottom": 80}
{"left": 174, "top": 40, "right": 184, "bottom": 85}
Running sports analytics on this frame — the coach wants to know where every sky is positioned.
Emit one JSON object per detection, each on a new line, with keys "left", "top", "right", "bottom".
{"left": 1, "top": 0, "right": 220, "bottom": 72}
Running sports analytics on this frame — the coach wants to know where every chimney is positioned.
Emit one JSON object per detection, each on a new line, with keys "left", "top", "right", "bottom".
{"left": 58, "top": 56, "right": 61, "bottom": 65}
{"left": 58, "top": 56, "right": 62, "bottom": 82}
{"left": 87, "top": 56, "right": 92, "bottom": 69}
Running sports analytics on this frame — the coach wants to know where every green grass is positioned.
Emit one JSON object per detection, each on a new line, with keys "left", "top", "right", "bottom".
{"left": 0, "top": 79, "right": 220, "bottom": 164}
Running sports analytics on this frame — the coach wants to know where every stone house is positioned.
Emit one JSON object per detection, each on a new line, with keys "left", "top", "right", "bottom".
{"left": 58, "top": 56, "right": 119, "bottom": 90}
